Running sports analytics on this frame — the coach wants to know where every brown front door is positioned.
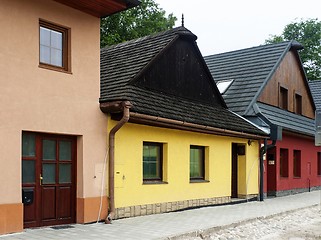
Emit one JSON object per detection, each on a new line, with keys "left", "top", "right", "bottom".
{"left": 22, "top": 132, "right": 76, "bottom": 228}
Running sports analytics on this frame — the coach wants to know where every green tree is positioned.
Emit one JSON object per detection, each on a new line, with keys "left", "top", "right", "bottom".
{"left": 100, "top": 0, "right": 177, "bottom": 47}
{"left": 265, "top": 18, "right": 321, "bottom": 80}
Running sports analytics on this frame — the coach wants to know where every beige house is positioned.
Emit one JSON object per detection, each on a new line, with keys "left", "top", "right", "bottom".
{"left": 0, "top": 0, "right": 138, "bottom": 235}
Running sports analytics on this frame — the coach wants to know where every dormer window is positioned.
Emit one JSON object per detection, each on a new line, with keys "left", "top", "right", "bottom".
{"left": 216, "top": 79, "right": 233, "bottom": 94}
{"left": 39, "top": 20, "right": 70, "bottom": 72}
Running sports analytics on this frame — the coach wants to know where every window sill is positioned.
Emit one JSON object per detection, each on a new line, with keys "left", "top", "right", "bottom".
{"left": 39, "top": 64, "right": 72, "bottom": 74}
{"left": 293, "top": 177, "right": 301, "bottom": 179}
{"left": 189, "top": 179, "right": 209, "bottom": 183}
{"left": 143, "top": 181, "right": 168, "bottom": 185}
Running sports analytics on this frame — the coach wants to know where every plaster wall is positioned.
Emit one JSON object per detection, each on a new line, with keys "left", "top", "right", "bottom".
{"left": 109, "top": 120, "right": 259, "bottom": 208}
{"left": 265, "top": 133, "right": 321, "bottom": 195}
{"left": 0, "top": 0, "right": 107, "bottom": 232}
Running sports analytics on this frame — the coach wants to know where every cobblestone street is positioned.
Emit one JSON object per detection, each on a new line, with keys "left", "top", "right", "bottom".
{"left": 184, "top": 205, "right": 321, "bottom": 240}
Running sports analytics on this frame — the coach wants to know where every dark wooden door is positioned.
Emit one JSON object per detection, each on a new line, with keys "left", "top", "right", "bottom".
{"left": 22, "top": 132, "right": 76, "bottom": 228}
{"left": 267, "top": 147, "right": 276, "bottom": 196}
{"left": 231, "top": 143, "right": 238, "bottom": 198}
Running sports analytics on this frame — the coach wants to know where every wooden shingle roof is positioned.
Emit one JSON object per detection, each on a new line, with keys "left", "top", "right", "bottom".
{"left": 309, "top": 80, "right": 321, "bottom": 110}
{"left": 204, "top": 41, "right": 303, "bottom": 115}
{"left": 100, "top": 27, "right": 266, "bottom": 137}
{"left": 100, "top": 27, "right": 195, "bottom": 102}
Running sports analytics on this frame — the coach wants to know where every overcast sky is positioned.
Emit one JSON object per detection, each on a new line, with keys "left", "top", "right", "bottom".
{"left": 154, "top": 0, "right": 321, "bottom": 56}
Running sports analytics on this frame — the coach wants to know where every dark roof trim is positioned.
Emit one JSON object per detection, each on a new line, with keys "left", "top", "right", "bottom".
{"left": 53, "top": 0, "right": 140, "bottom": 18}
{"left": 101, "top": 0, "right": 140, "bottom": 18}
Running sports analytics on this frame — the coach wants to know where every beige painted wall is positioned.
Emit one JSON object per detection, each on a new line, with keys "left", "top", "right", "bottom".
{"left": 0, "top": 0, "right": 107, "bottom": 207}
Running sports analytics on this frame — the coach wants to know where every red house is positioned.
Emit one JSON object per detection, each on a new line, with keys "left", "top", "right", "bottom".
{"left": 205, "top": 41, "right": 321, "bottom": 197}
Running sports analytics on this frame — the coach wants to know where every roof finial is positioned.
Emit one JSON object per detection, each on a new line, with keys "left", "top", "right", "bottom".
{"left": 181, "top": 13, "right": 184, "bottom": 27}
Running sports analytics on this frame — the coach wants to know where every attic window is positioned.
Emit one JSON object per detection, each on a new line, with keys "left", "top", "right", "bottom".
{"left": 279, "top": 86, "right": 288, "bottom": 110}
{"left": 216, "top": 79, "right": 233, "bottom": 94}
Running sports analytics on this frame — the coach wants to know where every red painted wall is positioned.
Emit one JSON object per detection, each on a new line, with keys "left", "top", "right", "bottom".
{"left": 264, "top": 132, "right": 321, "bottom": 194}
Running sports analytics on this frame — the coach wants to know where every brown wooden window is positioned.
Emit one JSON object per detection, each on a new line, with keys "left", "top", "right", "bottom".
{"left": 39, "top": 20, "right": 70, "bottom": 72}
{"left": 279, "top": 86, "right": 288, "bottom": 110}
{"left": 293, "top": 150, "right": 301, "bottom": 178}
{"left": 190, "top": 145, "right": 205, "bottom": 181}
{"left": 280, "top": 148, "right": 289, "bottom": 177}
{"left": 143, "top": 142, "right": 163, "bottom": 182}
{"left": 295, "top": 94, "right": 302, "bottom": 115}
{"left": 317, "top": 152, "right": 321, "bottom": 176}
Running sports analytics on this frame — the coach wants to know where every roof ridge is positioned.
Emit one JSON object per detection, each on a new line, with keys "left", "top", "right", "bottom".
{"left": 101, "top": 26, "right": 194, "bottom": 52}
{"left": 204, "top": 41, "right": 292, "bottom": 58}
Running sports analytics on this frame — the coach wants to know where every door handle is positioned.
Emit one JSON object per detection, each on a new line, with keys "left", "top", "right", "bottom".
{"left": 40, "top": 174, "right": 43, "bottom": 186}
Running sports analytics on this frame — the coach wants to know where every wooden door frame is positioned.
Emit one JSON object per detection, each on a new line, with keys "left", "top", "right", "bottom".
{"left": 22, "top": 132, "right": 77, "bottom": 228}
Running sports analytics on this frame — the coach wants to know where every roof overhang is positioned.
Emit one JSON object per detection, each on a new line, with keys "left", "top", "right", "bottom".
{"left": 100, "top": 101, "right": 267, "bottom": 140}
{"left": 53, "top": 0, "right": 140, "bottom": 18}
{"left": 128, "top": 112, "right": 267, "bottom": 140}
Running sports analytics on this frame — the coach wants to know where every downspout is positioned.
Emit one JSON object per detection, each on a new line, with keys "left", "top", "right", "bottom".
{"left": 105, "top": 101, "right": 131, "bottom": 224}
{"left": 259, "top": 139, "right": 276, "bottom": 201}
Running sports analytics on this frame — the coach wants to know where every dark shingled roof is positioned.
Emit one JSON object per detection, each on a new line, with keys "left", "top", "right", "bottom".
{"left": 256, "top": 103, "right": 315, "bottom": 136}
{"left": 309, "top": 80, "right": 321, "bottom": 110}
{"left": 100, "top": 27, "right": 266, "bottom": 136}
{"left": 204, "top": 41, "right": 317, "bottom": 136}
{"left": 204, "top": 41, "right": 303, "bottom": 116}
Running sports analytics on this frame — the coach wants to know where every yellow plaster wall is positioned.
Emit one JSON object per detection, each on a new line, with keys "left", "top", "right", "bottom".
{"left": 109, "top": 120, "right": 259, "bottom": 208}
{"left": 237, "top": 144, "right": 260, "bottom": 196}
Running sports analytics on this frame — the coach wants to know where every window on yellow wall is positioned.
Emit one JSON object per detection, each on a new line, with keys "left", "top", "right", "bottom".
{"left": 39, "top": 19, "right": 70, "bottom": 72}
{"left": 190, "top": 145, "right": 205, "bottom": 181}
{"left": 143, "top": 142, "right": 163, "bottom": 182}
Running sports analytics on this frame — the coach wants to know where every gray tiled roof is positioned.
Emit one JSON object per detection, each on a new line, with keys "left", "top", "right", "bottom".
{"left": 309, "top": 80, "right": 321, "bottom": 110}
{"left": 204, "top": 41, "right": 302, "bottom": 115}
{"left": 256, "top": 103, "right": 315, "bottom": 136}
{"left": 100, "top": 27, "right": 266, "bottom": 136}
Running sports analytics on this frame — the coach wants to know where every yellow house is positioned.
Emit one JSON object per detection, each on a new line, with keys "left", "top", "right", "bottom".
{"left": 100, "top": 27, "right": 267, "bottom": 221}
{"left": 0, "top": 0, "right": 139, "bottom": 235}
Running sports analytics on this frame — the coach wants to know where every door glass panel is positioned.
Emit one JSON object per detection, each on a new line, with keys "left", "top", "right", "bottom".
{"left": 59, "top": 141, "right": 71, "bottom": 161}
{"left": 22, "top": 160, "right": 35, "bottom": 183}
{"left": 59, "top": 164, "right": 71, "bottom": 183}
{"left": 43, "top": 140, "right": 56, "bottom": 161}
{"left": 43, "top": 164, "right": 56, "bottom": 184}
{"left": 22, "top": 133, "right": 36, "bottom": 157}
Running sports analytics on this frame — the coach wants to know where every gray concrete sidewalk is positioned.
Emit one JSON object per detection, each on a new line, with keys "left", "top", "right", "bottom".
{"left": 1, "top": 190, "right": 320, "bottom": 240}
